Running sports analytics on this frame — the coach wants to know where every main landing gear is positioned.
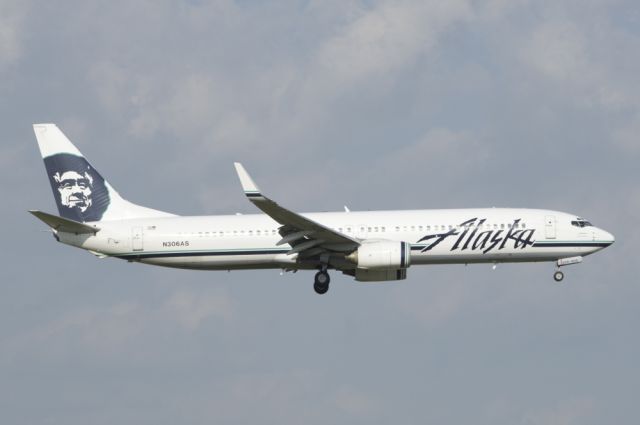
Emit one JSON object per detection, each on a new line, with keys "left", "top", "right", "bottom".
{"left": 553, "top": 270, "right": 564, "bottom": 282}
{"left": 314, "top": 270, "right": 330, "bottom": 295}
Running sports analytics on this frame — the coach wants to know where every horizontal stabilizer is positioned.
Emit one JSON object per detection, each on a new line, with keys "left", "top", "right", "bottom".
{"left": 29, "top": 210, "right": 100, "bottom": 234}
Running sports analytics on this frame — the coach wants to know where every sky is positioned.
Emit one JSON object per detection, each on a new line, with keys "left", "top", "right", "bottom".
{"left": 1, "top": 0, "right": 639, "bottom": 424}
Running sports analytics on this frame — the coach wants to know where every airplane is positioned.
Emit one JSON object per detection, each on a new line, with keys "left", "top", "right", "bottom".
{"left": 30, "top": 123, "right": 615, "bottom": 294}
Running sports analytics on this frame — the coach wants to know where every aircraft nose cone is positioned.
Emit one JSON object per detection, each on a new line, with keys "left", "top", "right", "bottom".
{"left": 600, "top": 229, "right": 615, "bottom": 246}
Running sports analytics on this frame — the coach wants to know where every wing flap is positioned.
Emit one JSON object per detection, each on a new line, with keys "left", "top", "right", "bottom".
{"left": 276, "top": 230, "right": 316, "bottom": 246}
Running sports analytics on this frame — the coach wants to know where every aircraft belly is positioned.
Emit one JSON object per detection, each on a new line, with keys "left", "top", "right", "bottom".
{"left": 140, "top": 253, "right": 286, "bottom": 271}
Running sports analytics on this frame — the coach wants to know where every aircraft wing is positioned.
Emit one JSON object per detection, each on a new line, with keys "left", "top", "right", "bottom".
{"left": 29, "top": 210, "right": 100, "bottom": 234}
{"left": 234, "top": 163, "right": 359, "bottom": 258}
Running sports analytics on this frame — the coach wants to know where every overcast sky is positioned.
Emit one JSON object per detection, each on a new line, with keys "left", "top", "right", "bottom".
{"left": 1, "top": 1, "right": 638, "bottom": 424}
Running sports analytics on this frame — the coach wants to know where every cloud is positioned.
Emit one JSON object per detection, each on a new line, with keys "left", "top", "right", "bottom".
{"left": 127, "top": 73, "right": 225, "bottom": 141}
{"left": 521, "top": 19, "right": 616, "bottom": 109}
{"left": 0, "top": 0, "right": 28, "bottom": 70}
{"left": 391, "top": 127, "right": 484, "bottom": 169}
{"left": 515, "top": 9, "right": 640, "bottom": 161}
{"left": 394, "top": 279, "right": 470, "bottom": 328}
{"left": 613, "top": 113, "right": 640, "bottom": 154}
{"left": 524, "top": 21, "right": 589, "bottom": 81}
{"left": 189, "top": 371, "right": 379, "bottom": 424}
{"left": 522, "top": 398, "right": 595, "bottom": 425}
{"left": 165, "top": 289, "right": 233, "bottom": 331}
{"left": 81, "top": 1, "right": 479, "bottom": 167}
{"left": 2, "top": 289, "right": 233, "bottom": 359}
{"left": 340, "top": 127, "right": 489, "bottom": 208}
{"left": 302, "top": 0, "right": 474, "bottom": 103}
{"left": 333, "top": 386, "right": 377, "bottom": 417}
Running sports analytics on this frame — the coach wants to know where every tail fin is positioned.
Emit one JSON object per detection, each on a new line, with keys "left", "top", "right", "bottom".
{"left": 33, "top": 123, "right": 174, "bottom": 222}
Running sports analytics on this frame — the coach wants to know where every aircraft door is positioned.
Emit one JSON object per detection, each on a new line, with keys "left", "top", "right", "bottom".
{"left": 544, "top": 215, "right": 556, "bottom": 239}
{"left": 132, "top": 226, "right": 144, "bottom": 251}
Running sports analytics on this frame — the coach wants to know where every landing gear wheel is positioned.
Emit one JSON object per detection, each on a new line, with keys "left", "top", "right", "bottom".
{"left": 314, "top": 271, "right": 330, "bottom": 295}
{"left": 553, "top": 270, "right": 564, "bottom": 282}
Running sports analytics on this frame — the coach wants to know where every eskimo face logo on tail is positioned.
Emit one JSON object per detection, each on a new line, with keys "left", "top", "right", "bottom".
{"left": 53, "top": 170, "right": 93, "bottom": 212}
{"left": 417, "top": 218, "right": 535, "bottom": 254}
{"left": 44, "top": 154, "right": 110, "bottom": 222}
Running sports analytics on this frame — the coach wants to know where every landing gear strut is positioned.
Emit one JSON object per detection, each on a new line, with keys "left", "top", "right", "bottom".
{"left": 314, "top": 271, "right": 330, "bottom": 294}
{"left": 553, "top": 256, "right": 582, "bottom": 283}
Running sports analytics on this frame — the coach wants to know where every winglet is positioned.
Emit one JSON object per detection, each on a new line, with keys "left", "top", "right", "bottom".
{"left": 234, "top": 163, "right": 262, "bottom": 198}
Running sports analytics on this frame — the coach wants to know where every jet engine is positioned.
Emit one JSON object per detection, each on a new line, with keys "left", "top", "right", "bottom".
{"left": 346, "top": 240, "right": 411, "bottom": 269}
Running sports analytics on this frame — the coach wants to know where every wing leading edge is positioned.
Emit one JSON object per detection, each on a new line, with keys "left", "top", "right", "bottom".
{"left": 233, "top": 163, "right": 359, "bottom": 260}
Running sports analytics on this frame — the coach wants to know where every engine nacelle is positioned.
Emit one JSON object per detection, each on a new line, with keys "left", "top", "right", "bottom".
{"left": 346, "top": 240, "right": 411, "bottom": 270}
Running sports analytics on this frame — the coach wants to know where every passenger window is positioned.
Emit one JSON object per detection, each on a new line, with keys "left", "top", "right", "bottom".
{"left": 374, "top": 227, "right": 378, "bottom": 232}
{"left": 381, "top": 227, "right": 385, "bottom": 232}
{"left": 395, "top": 226, "right": 400, "bottom": 232}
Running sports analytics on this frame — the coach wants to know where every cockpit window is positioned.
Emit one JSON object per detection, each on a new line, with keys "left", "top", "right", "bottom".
{"left": 571, "top": 218, "right": 593, "bottom": 228}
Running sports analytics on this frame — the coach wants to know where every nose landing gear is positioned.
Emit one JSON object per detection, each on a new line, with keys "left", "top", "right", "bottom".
{"left": 553, "top": 256, "right": 582, "bottom": 283}
{"left": 313, "top": 271, "right": 330, "bottom": 294}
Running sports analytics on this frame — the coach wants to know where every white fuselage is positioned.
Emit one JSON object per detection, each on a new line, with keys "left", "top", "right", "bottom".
{"left": 56, "top": 208, "right": 614, "bottom": 271}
